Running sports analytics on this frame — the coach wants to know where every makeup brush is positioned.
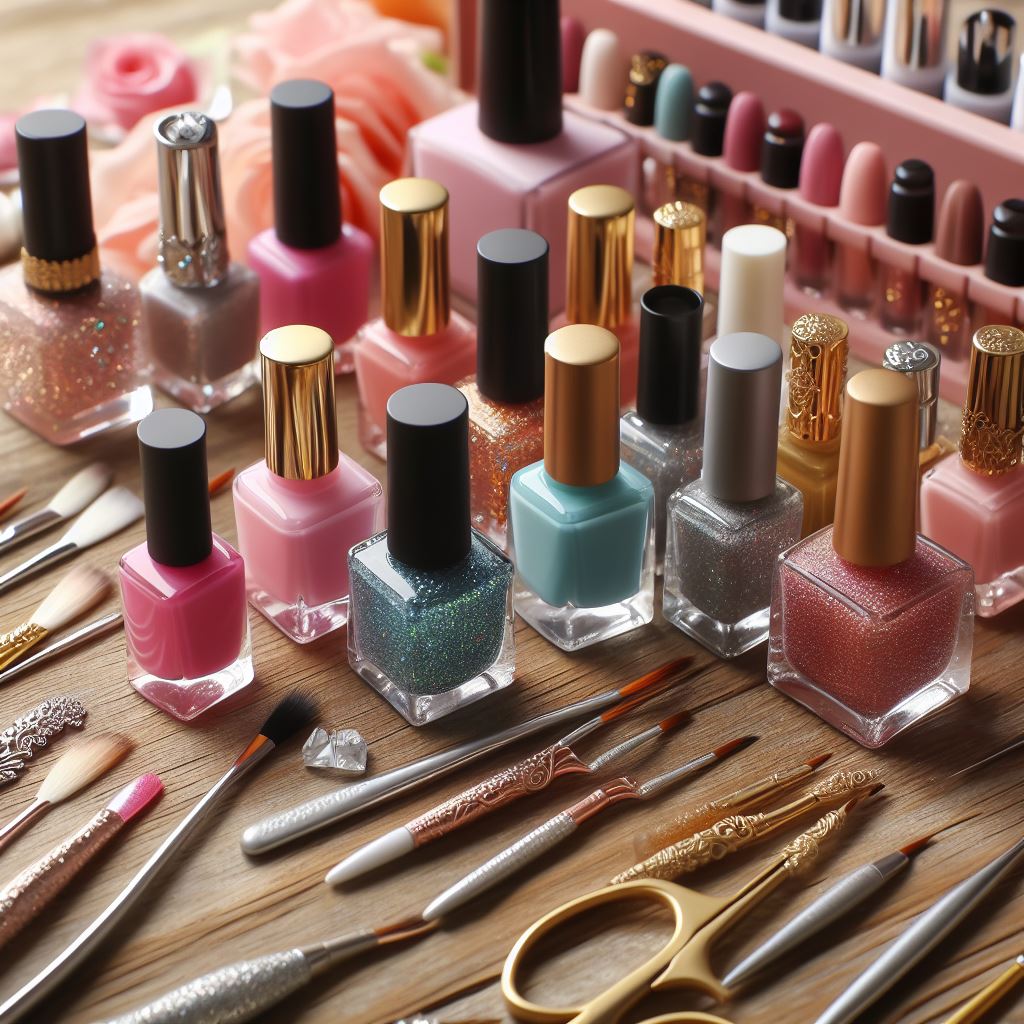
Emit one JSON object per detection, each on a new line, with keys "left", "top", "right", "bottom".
{"left": 0, "top": 565, "right": 111, "bottom": 674}
{"left": 0, "top": 611, "right": 124, "bottom": 686}
{"left": 0, "top": 691, "right": 317, "bottom": 1024}
{"left": 0, "top": 489, "right": 27, "bottom": 522}
{"left": 0, "top": 733, "right": 132, "bottom": 855}
{"left": 0, "top": 486, "right": 143, "bottom": 597}
{"left": 943, "top": 951, "right": 1024, "bottom": 1024}
{"left": 0, "top": 774, "right": 163, "bottom": 950}
{"left": 950, "top": 734, "right": 1024, "bottom": 776}
{"left": 0, "top": 463, "right": 111, "bottom": 556}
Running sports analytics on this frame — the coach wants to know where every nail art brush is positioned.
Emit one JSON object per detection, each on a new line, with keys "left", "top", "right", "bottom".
{"left": 951, "top": 734, "right": 1024, "bottom": 776}
{"left": 241, "top": 657, "right": 694, "bottom": 856}
{"left": 0, "top": 696, "right": 87, "bottom": 786}
{"left": 0, "top": 489, "right": 27, "bottom": 522}
{"left": 208, "top": 468, "right": 235, "bottom": 497}
{"left": 0, "top": 691, "right": 317, "bottom": 1024}
{"left": 943, "top": 951, "right": 1024, "bottom": 1024}
{"left": 0, "top": 612, "right": 123, "bottom": 686}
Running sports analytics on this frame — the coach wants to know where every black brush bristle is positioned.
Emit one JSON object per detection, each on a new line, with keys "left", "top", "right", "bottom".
{"left": 258, "top": 691, "right": 319, "bottom": 745}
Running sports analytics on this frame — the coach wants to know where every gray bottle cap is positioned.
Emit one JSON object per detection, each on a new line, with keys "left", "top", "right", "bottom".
{"left": 702, "top": 332, "right": 783, "bottom": 503}
{"left": 882, "top": 340, "right": 940, "bottom": 448}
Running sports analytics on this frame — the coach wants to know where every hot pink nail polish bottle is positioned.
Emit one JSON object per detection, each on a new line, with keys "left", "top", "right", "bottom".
{"left": 247, "top": 80, "right": 374, "bottom": 375}
{"left": 408, "top": 0, "right": 638, "bottom": 312}
{"left": 233, "top": 325, "right": 384, "bottom": 642}
{"left": 119, "top": 409, "right": 253, "bottom": 721}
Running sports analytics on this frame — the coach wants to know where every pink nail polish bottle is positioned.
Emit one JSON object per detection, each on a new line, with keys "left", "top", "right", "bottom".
{"left": 119, "top": 409, "right": 253, "bottom": 721}
{"left": 247, "top": 80, "right": 374, "bottom": 376}
{"left": 834, "top": 142, "right": 887, "bottom": 319}
{"left": 769, "top": 370, "right": 974, "bottom": 748}
{"left": 717, "top": 91, "right": 765, "bottom": 238}
{"left": 233, "top": 325, "right": 384, "bottom": 643}
{"left": 408, "top": 0, "right": 638, "bottom": 312}
{"left": 352, "top": 178, "right": 476, "bottom": 460}
{"left": 921, "top": 325, "right": 1024, "bottom": 617}
{"left": 792, "top": 123, "right": 845, "bottom": 297}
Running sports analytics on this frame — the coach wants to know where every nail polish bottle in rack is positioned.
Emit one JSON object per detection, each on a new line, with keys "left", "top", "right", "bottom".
{"left": 944, "top": 10, "right": 1017, "bottom": 123}
{"left": 679, "top": 82, "right": 733, "bottom": 239}
{"left": 791, "top": 123, "right": 844, "bottom": 298}
{"left": 975, "top": 199, "right": 1024, "bottom": 329}
{"left": 766, "top": 0, "right": 823, "bottom": 47}
{"left": 717, "top": 92, "right": 765, "bottom": 238}
{"left": 881, "top": 0, "right": 948, "bottom": 97}
{"left": 819, "top": 0, "right": 885, "bottom": 71}
{"left": 712, "top": 0, "right": 767, "bottom": 28}
{"left": 751, "top": 109, "right": 805, "bottom": 240}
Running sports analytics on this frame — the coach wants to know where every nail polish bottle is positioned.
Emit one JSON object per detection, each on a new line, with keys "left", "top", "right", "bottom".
{"left": 625, "top": 51, "right": 668, "bottom": 126}
{"left": 232, "top": 326, "right": 384, "bottom": 643}
{"left": 119, "top": 409, "right": 253, "bottom": 721}
{"left": 664, "top": 333, "right": 803, "bottom": 658}
{"left": 752, "top": 110, "right": 805, "bottom": 239}
{"left": 0, "top": 111, "right": 152, "bottom": 445}
{"left": 792, "top": 123, "right": 844, "bottom": 297}
{"left": 944, "top": 11, "right": 1016, "bottom": 123}
{"left": 977, "top": 199, "right": 1024, "bottom": 327}
{"left": 881, "top": 0, "right": 948, "bottom": 97}
{"left": 348, "top": 384, "right": 515, "bottom": 725}
{"left": 140, "top": 113, "right": 260, "bottom": 413}
{"left": 819, "top": 0, "right": 885, "bottom": 71}
{"left": 652, "top": 202, "right": 706, "bottom": 293}
{"left": 457, "top": 229, "right": 548, "bottom": 551}
{"left": 834, "top": 142, "right": 886, "bottom": 319}
{"left": 716, "top": 225, "right": 788, "bottom": 347}
{"left": 561, "top": 16, "right": 585, "bottom": 92}
{"left": 766, "top": 0, "right": 823, "bottom": 45}
{"left": 578, "top": 28, "right": 627, "bottom": 111}
{"left": 712, "top": 0, "right": 766, "bottom": 28}
{"left": 769, "top": 369, "right": 974, "bottom": 748}
{"left": 683, "top": 82, "right": 733, "bottom": 238}
{"left": 718, "top": 92, "right": 765, "bottom": 237}
{"left": 1012, "top": 54, "right": 1024, "bottom": 129}
{"left": 776, "top": 314, "right": 849, "bottom": 537}
{"left": 408, "top": 0, "right": 637, "bottom": 312}
{"left": 352, "top": 178, "right": 476, "bottom": 460}
{"left": 647, "top": 63, "right": 693, "bottom": 213}
{"left": 509, "top": 324, "right": 654, "bottom": 650}
{"left": 620, "top": 286, "right": 704, "bottom": 572}
{"left": 247, "top": 80, "right": 374, "bottom": 375}
{"left": 879, "top": 159, "right": 934, "bottom": 335}
{"left": 551, "top": 185, "right": 639, "bottom": 407}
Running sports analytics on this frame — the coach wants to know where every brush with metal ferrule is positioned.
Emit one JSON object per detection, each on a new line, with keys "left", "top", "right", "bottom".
{"left": 0, "top": 611, "right": 124, "bottom": 686}
{"left": 943, "top": 951, "right": 1024, "bottom": 1024}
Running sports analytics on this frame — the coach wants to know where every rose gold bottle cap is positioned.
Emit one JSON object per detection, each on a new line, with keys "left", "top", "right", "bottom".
{"left": 260, "top": 325, "right": 339, "bottom": 480}
{"left": 652, "top": 201, "right": 705, "bottom": 292}
{"left": 544, "top": 324, "right": 620, "bottom": 488}
{"left": 832, "top": 369, "right": 918, "bottom": 567}
{"left": 379, "top": 177, "right": 450, "bottom": 337}
{"left": 785, "top": 314, "right": 849, "bottom": 445}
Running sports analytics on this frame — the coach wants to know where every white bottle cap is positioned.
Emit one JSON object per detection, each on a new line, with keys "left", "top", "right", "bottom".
{"left": 716, "top": 225, "right": 787, "bottom": 347}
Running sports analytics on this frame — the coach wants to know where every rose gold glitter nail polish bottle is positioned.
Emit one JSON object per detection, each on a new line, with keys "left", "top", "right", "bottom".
{"left": 0, "top": 111, "right": 152, "bottom": 445}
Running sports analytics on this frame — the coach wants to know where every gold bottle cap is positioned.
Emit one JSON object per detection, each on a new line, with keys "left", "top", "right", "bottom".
{"left": 260, "top": 325, "right": 339, "bottom": 480}
{"left": 960, "top": 325, "right": 1024, "bottom": 476}
{"left": 544, "top": 324, "right": 620, "bottom": 487}
{"left": 785, "top": 313, "right": 849, "bottom": 445}
{"left": 566, "top": 185, "right": 634, "bottom": 329}
{"left": 832, "top": 369, "right": 918, "bottom": 567}
{"left": 379, "top": 177, "right": 450, "bottom": 336}
{"left": 652, "top": 201, "right": 706, "bottom": 292}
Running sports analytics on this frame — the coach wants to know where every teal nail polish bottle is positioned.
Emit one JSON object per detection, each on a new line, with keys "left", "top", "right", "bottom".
{"left": 654, "top": 64, "right": 694, "bottom": 141}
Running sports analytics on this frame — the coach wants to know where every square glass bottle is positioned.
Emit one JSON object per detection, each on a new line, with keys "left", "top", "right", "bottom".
{"left": 348, "top": 383, "right": 515, "bottom": 725}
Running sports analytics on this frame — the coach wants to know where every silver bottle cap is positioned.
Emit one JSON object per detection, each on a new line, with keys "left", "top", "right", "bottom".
{"left": 886, "top": 0, "right": 947, "bottom": 73}
{"left": 823, "top": 0, "right": 886, "bottom": 51}
{"left": 882, "top": 340, "right": 940, "bottom": 448}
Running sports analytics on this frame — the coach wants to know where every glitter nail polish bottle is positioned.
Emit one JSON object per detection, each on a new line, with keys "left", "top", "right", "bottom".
{"left": 0, "top": 111, "right": 152, "bottom": 445}
{"left": 348, "top": 384, "right": 515, "bottom": 725}
{"left": 663, "top": 333, "right": 803, "bottom": 658}
{"left": 119, "top": 409, "right": 253, "bottom": 721}
{"left": 232, "top": 326, "right": 384, "bottom": 643}
{"left": 922, "top": 326, "right": 1024, "bottom": 617}
{"left": 620, "top": 286, "right": 704, "bottom": 573}
{"left": 457, "top": 229, "right": 548, "bottom": 551}
{"left": 769, "top": 370, "right": 974, "bottom": 748}
{"left": 509, "top": 325, "right": 655, "bottom": 651}
{"left": 352, "top": 178, "right": 476, "bottom": 460}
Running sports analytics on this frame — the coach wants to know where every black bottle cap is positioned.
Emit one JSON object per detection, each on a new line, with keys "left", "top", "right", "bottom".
{"left": 476, "top": 229, "right": 549, "bottom": 404}
{"left": 691, "top": 82, "right": 732, "bottom": 157}
{"left": 271, "top": 80, "right": 342, "bottom": 249}
{"left": 760, "top": 109, "right": 805, "bottom": 189}
{"left": 624, "top": 51, "right": 669, "bottom": 126}
{"left": 478, "top": 0, "right": 562, "bottom": 144}
{"left": 776, "top": 0, "right": 823, "bottom": 20}
{"left": 636, "top": 286, "right": 703, "bottom": 425}
{"left": 138, "top": 409, "right": 212, "bottom": 568}
{"left": 16, "top": 110, "right": 96, "bottom": 264}
{"left": 886, "top": 159, "right": 935, "bottom": 244}
{"left": 985, "top": 198, "right": 1024, "bottom": 286}
{"left": 957, "top": 10, "right": 1015, "bottom": 95}
{"left": 386, "top": 384, "right": 471, "bottom": 571}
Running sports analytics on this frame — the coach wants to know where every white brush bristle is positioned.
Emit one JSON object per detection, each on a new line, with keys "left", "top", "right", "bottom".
{"left": 47, "top": 463, "right": 112, "bottom": 518}
{"left": 61, "top": 487, "right": 144, "bottom": 549}
{"left": 33, "top": 565, "right": 110, "bottom": 632}
{"left": 36, "top": 733, "right": 133, "bottom": 804}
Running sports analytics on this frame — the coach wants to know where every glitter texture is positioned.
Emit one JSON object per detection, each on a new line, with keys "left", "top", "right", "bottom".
{"left": 880, "top": 263, "right": 924, "bottom": 334}
{"left": 769, "top": 527, "right": 974, "bottom": 747}
{"left": 663, "top": 477, "right": 803, "bottom": 657}
{"left": 0, "top": 266, "right": 152, "bottom": 445}
{"left": 925, "top": 283, "right": 969, "bottom": 358}
{"left": 347, "top": 530, "right": 514, "bottom": 725}
{"left": 835, "top": 245, "right": 876, "bottom": 318}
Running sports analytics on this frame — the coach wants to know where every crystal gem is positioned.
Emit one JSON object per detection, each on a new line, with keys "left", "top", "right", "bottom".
{"left": 302, "top": 727, "right": 367, "bottom": 773}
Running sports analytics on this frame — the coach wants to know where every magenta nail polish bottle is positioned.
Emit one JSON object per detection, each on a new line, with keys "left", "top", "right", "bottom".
{"left": 119, "top": 409, "right": 253, "bottom": 721}
{"left": 247, "top": 80, "right": 374, "bottom": 375}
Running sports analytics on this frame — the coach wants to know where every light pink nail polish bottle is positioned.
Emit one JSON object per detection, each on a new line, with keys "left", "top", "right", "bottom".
{"left": 408, "top": 0, "right": 638, "bottom": 313}
{"left": 247, "top": 80, "right": 374, "bottom": 376}
{"left": 233, "top": 326, "right": 384, "bottom": 643}
{"left": 119, "top": 409, "right": 253, "bottom": 722}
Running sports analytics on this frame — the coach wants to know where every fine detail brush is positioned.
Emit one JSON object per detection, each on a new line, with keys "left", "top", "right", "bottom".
{"left": 0, "top": 774, "right": 163, "bottom": 951}
{"left": 241, "top": 657, "right": 695, "bottom": 856}
{"left": 0, "top": 565, "right": 111, "bottom": 673}
{"left": 0, "top": 487, "right": 143, "bottom": 597}
{"left": 0, "top": 489, "right": 27, "bottom": 522}
{"left": 950, "top": 734, "right": 1024, "bottom": 777}
{"left": 0, "top": 696, "right": 87, "bottom": 787}
{"left": 943, "top": 951, "right": 1024, "bottom": 1024}
{"left": 0, "top": 691, "right": 317, "bottom": 1024}
{"left": 0, "top": 733, "right": 132, "bottom": 854}
{"left": 0, "top": 612, "right": 124, "bottom": 686}
{"left": 208, "top": 468, "right": 235, "bottom": 497}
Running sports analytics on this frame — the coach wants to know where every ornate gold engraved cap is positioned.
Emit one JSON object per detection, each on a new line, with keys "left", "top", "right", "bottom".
{"left": 832, "top": 369, "right": 918, "bottom": 567}
{"left": 260, "top": 325, "right": 339, "bottom": 480}
{"left": 785, "top": 313, "right": 849, "bottom": 445}
{"left": 960, "top": 325, "right": 1024, "bottom": 476}
{"left": 379, "top": 177, "right": 450, "bottom": 336}
{"left": 544, "top": 324, "right": 620, "bottom": 488}
{"left": 566, "top": 185, "right": 634, "bottom": 330}
{"left": 653, "top": 201, "right": 706, "bottom": 292}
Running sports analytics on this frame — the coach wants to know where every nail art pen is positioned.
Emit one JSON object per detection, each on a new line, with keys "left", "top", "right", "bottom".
{"left": 943, "top": 951, "right": 1024, "bottom": 1024}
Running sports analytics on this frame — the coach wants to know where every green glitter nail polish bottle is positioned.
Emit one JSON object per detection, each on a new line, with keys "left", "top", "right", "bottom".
{"left": 347, "top": 383, "right": 515, "bottom": 726}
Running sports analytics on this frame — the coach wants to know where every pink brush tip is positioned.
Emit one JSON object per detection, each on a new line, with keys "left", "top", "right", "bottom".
{"left": 108, "top": 773, "right": 164, "bottom": 823}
